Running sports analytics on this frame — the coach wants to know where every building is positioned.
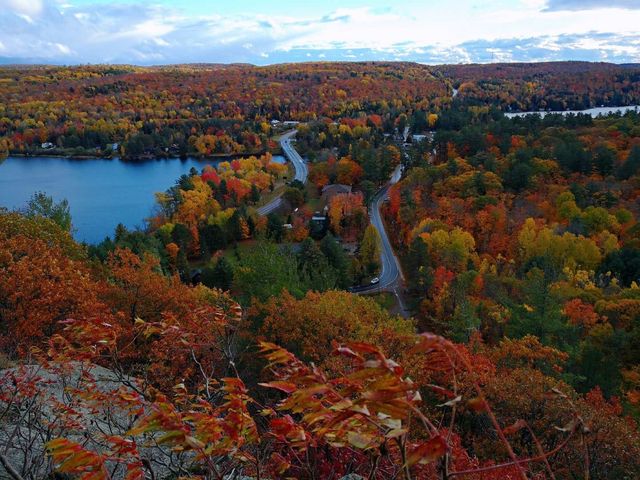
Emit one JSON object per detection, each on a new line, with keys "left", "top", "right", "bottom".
{"left": 321, "top": 184, "right": 352, "bottom": 203}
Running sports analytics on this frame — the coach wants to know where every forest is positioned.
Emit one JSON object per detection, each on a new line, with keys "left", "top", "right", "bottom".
{"left": 1, "top": 61, "right": 640, "bottom": 479}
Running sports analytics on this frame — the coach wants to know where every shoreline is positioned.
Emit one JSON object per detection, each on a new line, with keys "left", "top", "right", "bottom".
{"left": 505, "top": 104, "right": 640, "bottom": 118}
{"left": 6, "top": 148, "right": 282, "bottom": 162}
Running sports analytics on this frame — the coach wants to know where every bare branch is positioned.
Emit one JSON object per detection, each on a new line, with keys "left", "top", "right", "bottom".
{"left": 0, "top": 453, "right": 25, "bottom": 480}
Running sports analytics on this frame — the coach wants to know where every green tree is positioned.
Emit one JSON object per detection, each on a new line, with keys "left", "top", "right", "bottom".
{"left": 283, "top": 187, "right": 304, "bottom": 209}
{"left": 599, "top": 247, "right": 640, "bottom": 286}
{"left": 266, "top": 213, "right": 285, "bottom": 242}
{"left": 227, "top": 210, "right": 244, "bottom": 243}
{"left": 23, "top": 191, "right": 72, "bottom": 232}
{"left": 201, "top": 257, "right": 234, "bottom": 290}
{"left": 320, "top": 233, "right": 351, "bottom": 287}
{"left": 297, "top": 237, "right": 339, "bottom": 291}
{"left": 360, "top": 180, "right": 377, "bottom": 204}
{"left": 200, "top": 223, "right": 227, "bottom": 254}
{"left": 507, "top": 268, "right": 576, "bottom": 346}
{"left": 504, "top": 160, "right": 532, "bottom": 192}
{"left": 406, "top": 236, "right": 431, "bottom": 292}
{"left": 594, "top": 145, "right": 615, "bottom": 177}
{"left": 172, "top": 223, "right": 192, "bottom": 250}
{"left": 617, "top": 145, "right": 640, "bottom": 180}
{"left": 250, "top": 184, "right": 261, "bottom": 204}
{"left": 575, "top": 325, "right": 625, "bottom": 396}
{"left": 233, "top": 242, "right": 305, "bottom": 303}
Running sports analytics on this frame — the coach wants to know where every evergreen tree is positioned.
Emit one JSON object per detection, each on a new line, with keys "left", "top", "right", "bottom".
{"left": 617, "top": 145, "right": 640, "bottom": 180}
{"left": 24, "top": 191, "right": 72, "bottom": 232}
{"left": 266, "top": 213, "right": 285, "bottom": 242}
{"left": 250, "top": 184, "right": 261, "bottom": 203}
{"left": 201, "top": 257, "right": 234, "bottom": 290}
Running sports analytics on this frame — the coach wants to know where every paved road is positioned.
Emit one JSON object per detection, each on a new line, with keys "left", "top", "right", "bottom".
{"left": 351, "top": 165, "right": 409, "bottom": 316}
{"left": 257, "top": 130, "right": 307, "bottom": 216}
{"left": 258, "top": 131, "right": 408, "bottom": 314}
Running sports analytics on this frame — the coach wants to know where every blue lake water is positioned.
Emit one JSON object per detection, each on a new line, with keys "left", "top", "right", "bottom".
{"left": 505, "top": 105, "right": 640, "bottom": 119}
{"left": 0, "top": 155, "right": 284, "bottom": 244}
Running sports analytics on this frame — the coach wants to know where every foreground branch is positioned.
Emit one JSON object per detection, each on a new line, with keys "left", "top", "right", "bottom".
{"left": 0, "top": 453, "right": 25, "bottom": 480}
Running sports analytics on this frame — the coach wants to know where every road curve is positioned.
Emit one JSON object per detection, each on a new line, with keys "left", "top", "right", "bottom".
{"left": 351, "top": 165, "right": 405, "bottom": 293}
{"left": 257, "top": 130, "right": 307, "bottom": 216}
{"left": 257, "top": 132, "right": 407, "bottom": 313}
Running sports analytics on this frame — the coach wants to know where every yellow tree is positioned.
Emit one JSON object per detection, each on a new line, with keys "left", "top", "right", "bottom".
{"left": 360, "top": 224, "right": 382, "bottom": 276}
{"left": 174, "top": 177, "right": 221, "bottom": 230}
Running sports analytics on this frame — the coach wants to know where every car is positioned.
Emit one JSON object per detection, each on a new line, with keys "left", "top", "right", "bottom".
{"left": 370, "top": 277, "right": 380, "bottom": 285}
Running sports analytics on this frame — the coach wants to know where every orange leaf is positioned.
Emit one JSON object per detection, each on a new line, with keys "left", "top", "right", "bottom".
{"left": 407, "top": 436, "right": 447, "bottom": 466}
{"left": 259, "top": 381, "right": 297, "bottom": 394}
{"left": 467, "top": 397, "right": 488, "bottom": 412}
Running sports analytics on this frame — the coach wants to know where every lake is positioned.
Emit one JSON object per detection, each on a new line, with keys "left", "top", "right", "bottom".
{"left": 505, "top": 105, "right": 640, "bottom": 119}
{"left": 0, "top": 155, "right": 285, "bottom": 244}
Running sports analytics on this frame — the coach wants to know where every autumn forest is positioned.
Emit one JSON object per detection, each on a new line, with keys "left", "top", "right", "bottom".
{"left": 2, "top": 61, "right": 640, "bottom": 480}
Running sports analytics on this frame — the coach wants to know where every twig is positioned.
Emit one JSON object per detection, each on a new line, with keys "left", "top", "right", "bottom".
{"left": 0, "top": 453, "right": 25, "bottom": 480}
{"left": 141, "top": 458, "right": 156, "bottom": 480}
{"left": 449, "top": 426, "right": 577, "bottom": 477}
{"left": 524, "top": 422, "right": 556, "bottom": 480}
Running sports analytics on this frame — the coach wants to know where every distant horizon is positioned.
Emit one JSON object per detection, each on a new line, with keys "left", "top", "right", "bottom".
{"left": 2, "top": 0, "right": 640, "bottom": 66}
{"left": 2, "top": 59, "right": 640, "bottom": 68}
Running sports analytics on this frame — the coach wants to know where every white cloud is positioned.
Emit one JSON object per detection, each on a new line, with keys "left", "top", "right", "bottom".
{"left": 545, "top": 0, "right": 640, "bottom": 11}
{"left": 152, "top": 37, "right": 170, "bottom": 47}
{"left": 54, "top": 42, "right": 71, "bottom": 55}
{"left": 1, "top": 0, "right": 640, "bottom": 65}
{"left": 0, "top": 0, "right": 43, "bottom": 17}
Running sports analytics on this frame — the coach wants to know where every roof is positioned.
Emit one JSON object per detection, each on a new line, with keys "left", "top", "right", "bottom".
{"left": 321, "top": 184, "right": 352, "bottom": 195}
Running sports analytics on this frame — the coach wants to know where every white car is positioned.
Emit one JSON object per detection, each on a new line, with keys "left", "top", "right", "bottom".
{"left": 370, "top": 277, "right": 380, "bottom": 285}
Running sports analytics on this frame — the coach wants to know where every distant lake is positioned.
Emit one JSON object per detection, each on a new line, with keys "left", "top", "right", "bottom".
{"left": 505, "top": 105, "right": 640, "bottom": 119}
{"left": 0, "top": 155, "right": 285, "bottom": 244}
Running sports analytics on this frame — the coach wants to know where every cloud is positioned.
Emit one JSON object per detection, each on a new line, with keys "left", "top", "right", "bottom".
{"left": 0, "top": 0, "right": 44, "bottom": 17}
{"left": 544, "top": 0, "right": 640, "bottom": 11}
{"left": 259, "top": 32, "right": 640, "bottom": 65}
{"left": 1, "top": 0, "right": 640, "bottom": 65}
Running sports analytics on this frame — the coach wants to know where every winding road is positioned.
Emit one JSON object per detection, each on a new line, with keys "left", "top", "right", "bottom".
{"left": 258, "top": 128, "right": 408, "bottom": 316}
{"left": 351, "top": 166, "right": 404, "bottom": 290}
{"left": 257, "top": 130, "right": 307, "bottom": 216}
{"left": 350, "top": 165, "right": 409, "bottom": 316}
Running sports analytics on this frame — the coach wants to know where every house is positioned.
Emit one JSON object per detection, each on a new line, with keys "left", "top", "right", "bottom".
{"left": 321, "top": 184, "right": 352, "bottom": 203}
{"left": 41, "top": 142, "right": 54, "bottom": 149}
{"left": 321, "top": 183, "right": 352, "bottom": 196}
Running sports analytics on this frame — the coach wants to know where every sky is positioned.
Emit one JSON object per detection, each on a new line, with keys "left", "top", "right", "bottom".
{"left": 1, "top": 0, "right": 640, "bottom": 65}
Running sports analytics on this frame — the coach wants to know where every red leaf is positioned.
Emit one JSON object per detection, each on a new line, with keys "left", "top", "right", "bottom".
{"left": 259, "top": 381, "right": 297, "bottom": 394}
{"left": 334, "top": 346, "right": 364, "bottom": 361}
{"left": 344, "top": 342, "right": 382, "bottom": 355}
{"left": 503, "top": 419, "right": 527, "bottom": 436}
{"left": 407, "top": 436, "right": 447, "bottom": 466}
